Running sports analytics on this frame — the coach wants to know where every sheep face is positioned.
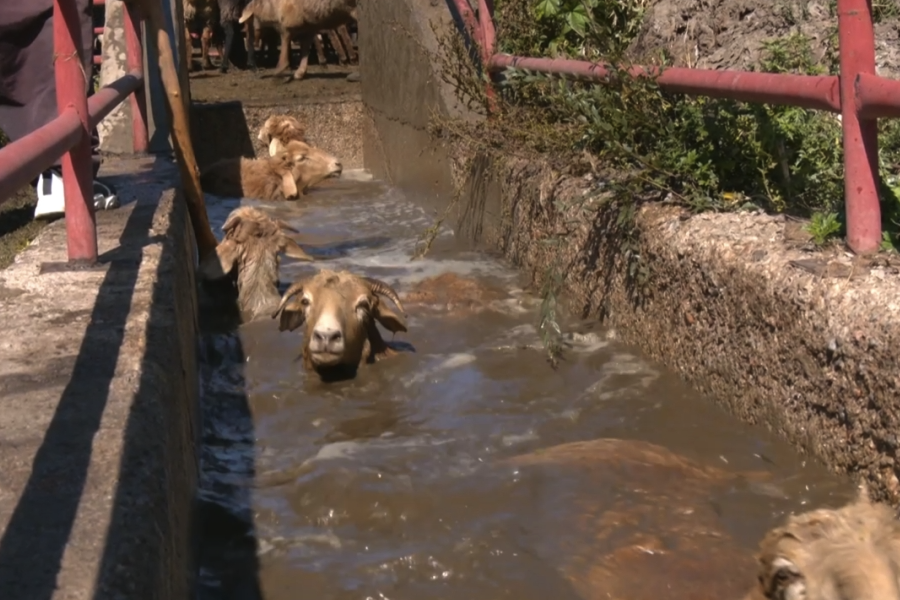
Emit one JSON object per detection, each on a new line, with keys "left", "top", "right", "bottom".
{"left": 745, "top": 485, "right": 900, "bottom": 600}
{"left": 272, "top": 269, "right": 407, "bottom": 377}
{"left": 199, "top": 206, "right": 313, "bottom": 319}
{"left": 276, "top": 139, "right": 343, "bottom": 193}
{"left": 258, "top": 115, "right": 307, "bottom": 157}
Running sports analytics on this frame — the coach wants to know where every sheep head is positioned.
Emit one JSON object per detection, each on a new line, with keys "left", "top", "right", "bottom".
{"left": 258, "top": 114, "right": 307, "bottom": 157}
{"left": 199, "top": 206, "right": 314, "bottom": 319}
{"left": 275, "top": 139, "right": 343, "bottom": 194}
{"left": 745, "top": 484, "right": 900, "bottom": 600}
{"left": 271, "top": 269, "right": 407, "bottom": 378}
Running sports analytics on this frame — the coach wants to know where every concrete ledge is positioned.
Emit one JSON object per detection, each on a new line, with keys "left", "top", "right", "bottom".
{"left": 0, "top": 157, "right": 199, "bottom": 599}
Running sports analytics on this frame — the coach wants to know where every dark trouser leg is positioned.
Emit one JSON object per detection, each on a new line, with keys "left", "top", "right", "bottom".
{"left": 0, "top": 7, "right": 57, "bottom": 159}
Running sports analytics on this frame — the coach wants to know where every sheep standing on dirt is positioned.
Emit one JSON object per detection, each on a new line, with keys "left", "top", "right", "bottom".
{"left": 271, "top": 269, "right": 408, "bottom": 380}
{"left": 238, "top": 0, "right": 358, "bottom": 82}
{"left": 743, "top": 484, "right": 900, "bottom": 600}
{"left": 199, "top": 206, "right": 314, "bottom": 318}
{"left": 200, "top": 140, "right": 342, "bottom": 200}
{"left": 257, "top": 114, "right": 307, "bottom": 156}
{"left": 251, "top": 21, "right": 356, "bottom": 68}
{"left": 183, "top": 0, "right": 257, "bottom": 72}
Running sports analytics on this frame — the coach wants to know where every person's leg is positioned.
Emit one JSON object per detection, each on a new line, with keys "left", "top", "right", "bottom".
{"left": 0, "top": 6, "right": 69, "bottom": 218}
{"left": 0, "top": 1, "right": 118, "bottom": 218}
{"left": 0, "top": 5, "right": 57, "bottom": 154}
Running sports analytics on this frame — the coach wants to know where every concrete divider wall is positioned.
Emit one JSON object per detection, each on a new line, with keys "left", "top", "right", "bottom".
{"left": 358, "top": 0, "right": 472, "bottom": 220}
{"left": 360, "top": 0, "right": 900, "bottom": 502}
{"left": 0, "top": 171, "right": 200, "bottom": 599}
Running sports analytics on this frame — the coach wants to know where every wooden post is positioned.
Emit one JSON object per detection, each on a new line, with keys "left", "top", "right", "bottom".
{"left": 130, "top": 0, "right": 218, "bottom": 259}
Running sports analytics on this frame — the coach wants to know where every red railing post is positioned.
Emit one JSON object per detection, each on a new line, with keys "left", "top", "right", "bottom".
{"left": 54, "top": 0, "right": 98, "bottom": 264}
{"left": 476, "top": 0, "right": 497, "bottom": 113}
{"left": 838, "top": 0, "right": 881, "bottom": 254}
{"left": 124, "top": 1, "right": 149, "bottom": 154}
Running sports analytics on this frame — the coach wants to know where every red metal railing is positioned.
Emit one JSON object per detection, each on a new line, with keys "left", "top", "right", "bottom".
{"left": 452, "top": 0, "right": 900, "bottom": 255}
{"left": 0, "top": 0, "right": 147, "bottom": 264}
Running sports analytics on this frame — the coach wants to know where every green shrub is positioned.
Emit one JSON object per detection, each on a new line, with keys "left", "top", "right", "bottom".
{"left": 436, "top": 0, "right": 900, "bottom": 247}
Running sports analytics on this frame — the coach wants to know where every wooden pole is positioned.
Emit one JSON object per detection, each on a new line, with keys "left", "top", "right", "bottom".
{"left": 130, "top": 0, "right": 218, "bottom": 259}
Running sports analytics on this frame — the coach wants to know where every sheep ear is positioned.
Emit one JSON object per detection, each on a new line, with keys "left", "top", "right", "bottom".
{"left": 373, "top": 302, "right": 408, "bottom": 334}
{"left": 238, "top": 4, "right": 254, "bottom": 24}
{"left": 281, "top": 171, "right": 299, "bottom": 199}
{"left": 198, "top": 239, "right": 239, "bottom": 280}
{"left": 281, "top": 238, "right": 314, "bottom": 262}
{"left": 276, "top": 298, "right": 307, "bottom": 332}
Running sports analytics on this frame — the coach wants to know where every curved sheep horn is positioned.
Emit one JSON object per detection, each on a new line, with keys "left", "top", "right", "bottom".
{"left": 361, "top": 277, "right": 405, "bottom": 314}
{"left": 271, "top": 279, "right": 306, "bottom": 319}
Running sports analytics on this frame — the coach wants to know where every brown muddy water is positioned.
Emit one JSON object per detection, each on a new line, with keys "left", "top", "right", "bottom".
{"left": 196, "top": 173, "right": 856, "bottom": 600}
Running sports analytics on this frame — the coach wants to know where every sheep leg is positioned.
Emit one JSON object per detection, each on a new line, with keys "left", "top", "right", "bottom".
{"left": 313, "top": 34, "right": 327, "bottom": 66}
{"left": 244, "top": 19, "right": 257, "bottom": 70}
{"left": 288, "top": 35, "right": 312, "bottom": 81}
{"left": 201, "top": 26, "right": 215, "bottom": 70}
{"left": 184, "top": 23, "right": 197, "bottom": 71}
{"left": 253, "top": 22, "right": 262, "bottom": 52}
{"left": 337, "top": 25, "right": 357, "bottom": 64}
{"left": 273, "top": 28, "right": 291, "bottom": 75}
{"left": 326, "top": 29, "right": 348, "bottom": 65}
{"left": 219, "top": 20, "right": 238, "bottom": 73}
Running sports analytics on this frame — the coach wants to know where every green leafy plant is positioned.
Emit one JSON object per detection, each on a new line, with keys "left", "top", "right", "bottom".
{"left": 428, "top": 0, "right": 900, "bottom": 362}
{"left": 806, "top": 211, "right": 843, "bottom": 246}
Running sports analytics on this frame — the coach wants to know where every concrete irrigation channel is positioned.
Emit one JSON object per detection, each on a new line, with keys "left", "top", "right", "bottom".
{"left": 0, "top": 0, "right": 897, "bottom": 598}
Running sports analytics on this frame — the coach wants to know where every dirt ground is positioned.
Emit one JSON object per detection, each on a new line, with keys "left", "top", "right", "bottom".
{"left": 189, "top": 64, "right": 362, "bottom": 106}
{"left": 0, "top": 186, "right": 47, "bottom": 271}
{"left": 629, "top": 0, "right": 900, "bottom": 76}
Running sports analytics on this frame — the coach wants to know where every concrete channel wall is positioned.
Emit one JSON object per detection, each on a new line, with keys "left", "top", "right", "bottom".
{"left": 0, "top": 163, "right": 200, "bottom": 598}
{"left": 359, "top": 0, "right": 900, "bottom": 503}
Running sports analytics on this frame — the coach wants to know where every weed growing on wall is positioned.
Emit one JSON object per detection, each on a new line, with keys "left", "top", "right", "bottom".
{"left": 426, "top": 0, "right": 900, "bottom": 363}
{"left": 435, "top": 0, "right": 900, "bottom": 242}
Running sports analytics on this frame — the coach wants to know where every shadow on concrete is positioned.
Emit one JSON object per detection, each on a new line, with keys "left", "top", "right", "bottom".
{"left": 195, "top": 282, "right": 265, "bottom": 600}
{"left": 190, "top": 100, "right": 257, "bottom": 172}
{"left": 0, "top": 187, "right": 169, "bottom": 598}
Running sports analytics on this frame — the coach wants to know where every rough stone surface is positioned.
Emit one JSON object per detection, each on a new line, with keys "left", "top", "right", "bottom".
{"left": 0, "top": 156, "right": 199, "bottom": 599}
{"left": 98, "top": 0, "right": 132, "bottom": 155}
{"left": 359, "top": 0, "right": 467, "bottom": 216}
{"left": 629, "top": 0, "right": 900, "bottom": 78}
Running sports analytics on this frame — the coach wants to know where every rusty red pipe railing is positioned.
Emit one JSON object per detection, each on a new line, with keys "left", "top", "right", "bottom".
{"left": 0, "top": 75, "right": 142, "bottom": 205}
{"left": 0, "top": 112, "right": 84, "bottom": 205}
{"left": 856, "top": 73, "right": 900, "bottom": 119}
{"left": 462, "top": 0, "right": 900, "bottom": 255}
{"left": 55, "top": 0, "right": 97, "bottom": 263}
{"left": 488, "top": 56, "right": 843, "bottom": 113}
{"left": 124, "top": 0, "right": 149, "bottom": 154}
{"left": 88, "top": 71, "right": 144, "bottom": 127}
{"left": 838, "top": 0, "right": 881, "bottom": 254}
{"left": 0, "top": 0, "right": 147, "bottom": 264}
